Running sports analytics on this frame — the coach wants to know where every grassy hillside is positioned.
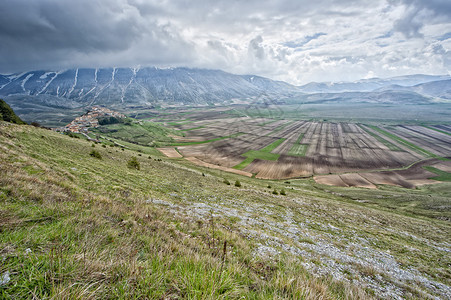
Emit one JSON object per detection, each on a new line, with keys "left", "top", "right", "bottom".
{"left": 1, "top": 122, "right": 450, "bottom": 299}
{"left": 91, "top": 119, "right": 182, "bottom": 147}
{"left": 0, "top": 99, "right": 25, "bottom": 125}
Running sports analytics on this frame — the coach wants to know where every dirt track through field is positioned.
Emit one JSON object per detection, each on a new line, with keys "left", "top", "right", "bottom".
{"left": 158, "top": 147, "right": 183, "bottom": 158}
{"left": 184, "top": 156, "right": 253, "bottom": 177}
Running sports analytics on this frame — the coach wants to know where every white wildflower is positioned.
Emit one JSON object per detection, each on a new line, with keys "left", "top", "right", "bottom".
{"left": 0, "top": 271, "right": 10, "bottom": 286}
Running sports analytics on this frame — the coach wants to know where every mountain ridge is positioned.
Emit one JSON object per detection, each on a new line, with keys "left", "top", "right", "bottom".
{"left": 0, "top": 67, "right": 300, "bottom": 108}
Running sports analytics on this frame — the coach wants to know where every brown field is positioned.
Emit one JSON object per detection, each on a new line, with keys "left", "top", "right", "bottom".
{"left": 157, "top": 147, "right": 183, "bottom": 158}
{"left": 184, "top": 157, "right": 253, "bottom": 177}
{"left": 161, "top": 112, "right": 451, "bottom": 187}
{"left": 385, "top": 125, "right": 451, "bottom": 157}
{"left": 316, "top": 158, "right": 450, "bottom": 189}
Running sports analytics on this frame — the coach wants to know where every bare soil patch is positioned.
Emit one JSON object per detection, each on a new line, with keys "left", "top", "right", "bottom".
{"left": 157, "top": 147, "right": 183, "bottom": 158}
{"left": 315, "top": 158, "right": 447, "bottom": 188}
{"left": 314, "top": 175, "right": 349, "bottom": 187}
{"left": 184, "top": 157, "right": 253, "bottom": 177}
{"left": 432, "top": 161, "right": 451, "bottom": 172}
{"left": 339, "top": 173, "right": 377, "bottom": 189}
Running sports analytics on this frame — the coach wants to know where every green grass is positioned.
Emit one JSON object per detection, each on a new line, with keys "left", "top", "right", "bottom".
{"left": 287, "top": 133, "right": 309, "bottom": 157}
{"left": 260, "top": 138, "right": 286, "bottom": 152}
{"left": 358, "top": 124, "right": 403, "bottom": 151}
{"left": 233, "top": 139, "right": 285, "bottom": 170}
{"left": 294, "top": 133, "right": 305, "bottom": 144}
{"left": 423, "top": 166, "right": 451, "bottom": 181}
{"left": 91, "top": 119, "right": 181, "bottom": 147}
{"left": 287, "top": 144, "right": 309, "bottom": 157}
{"left": 1, "top": 122, "right": 450, "bottom": 299}
{"left": 367, "top": 125, "right": 440, "bottom": 158}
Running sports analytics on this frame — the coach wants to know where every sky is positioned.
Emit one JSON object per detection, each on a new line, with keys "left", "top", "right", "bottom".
{"left": 0, "top": 0, "right": 450, "bottom": 85}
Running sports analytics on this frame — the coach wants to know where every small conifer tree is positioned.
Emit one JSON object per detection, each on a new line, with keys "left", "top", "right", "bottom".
{"left": 89, "top": 149, "right": 102, "bottom": 159}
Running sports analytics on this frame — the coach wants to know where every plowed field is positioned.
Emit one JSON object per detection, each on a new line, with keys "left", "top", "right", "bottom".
{"left": 159, "top": 113, "right": 451, "bottom": 186}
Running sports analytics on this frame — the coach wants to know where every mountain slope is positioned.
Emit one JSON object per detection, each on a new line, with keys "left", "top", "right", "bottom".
{"left": 0, "top": 99, "right": 25, "bottom": 124}
{"left": 0, "top": 67, "right": 300, "bottom": 108}
{"left": 1, "top": 122, "right": 450, "bottom": 299}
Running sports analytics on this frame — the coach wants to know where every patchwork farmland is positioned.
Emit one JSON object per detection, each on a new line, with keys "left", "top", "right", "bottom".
{"left": 159, "top": 113, "right": 451, "bottom": 188}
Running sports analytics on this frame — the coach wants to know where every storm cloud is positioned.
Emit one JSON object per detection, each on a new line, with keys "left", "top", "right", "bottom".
{"left": 0, "top": 0, "right": 449, "bottom": 84}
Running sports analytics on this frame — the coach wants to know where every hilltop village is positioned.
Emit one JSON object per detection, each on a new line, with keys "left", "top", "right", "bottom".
{"left": 58, "top": 106, "right": 125, "bottom": 133}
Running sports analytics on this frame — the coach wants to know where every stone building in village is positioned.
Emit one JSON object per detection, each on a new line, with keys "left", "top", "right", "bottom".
{"left": 57, "top": 106, "right": 125, "bottom": 133}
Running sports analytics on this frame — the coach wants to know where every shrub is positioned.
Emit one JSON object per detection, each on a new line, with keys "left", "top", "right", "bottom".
{"left": 267, "top": 185, "right": 272, "bottom": 188}
{"left": 235, "top": 180, "right": 241, "bottom": 187}
{"left": 280, "top": 189, "right": 286, "bottom": 196}
{"left": 272, "top": 189, "right": 278, "bottom": 195}
{"left": 98, "top": 116, "right": 123, "bottom": 125}
{"left": 127, "top": 157, "right": 140, "bottom": 170}
{"left": 102, "top": 144, "right": 106, "bottom": 148}
{"left": 89, "top": 150, "right": 102, "bottom": 159}
{"left": 223, "top": 179, "right": 231, "bottom": 185}
{"left": 66, "top": 132, "right": 80, "bottom": 139}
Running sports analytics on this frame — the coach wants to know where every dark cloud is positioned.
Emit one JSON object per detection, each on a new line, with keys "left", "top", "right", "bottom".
{"left": 0, "top": 0, "right": 195, "bottom": 72}
{"left": 392, "top": 0, "right": 451, "bottom": 38}
{"left": 248, "top": 36, "right": 265, "bottom": 60}
{"left": 0, "top": 0, "right": 449, "bottom": 83}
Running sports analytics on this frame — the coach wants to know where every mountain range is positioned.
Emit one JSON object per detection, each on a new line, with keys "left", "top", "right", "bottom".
{"left": 0, "top": 67, "right": 299, "bottom": 109}
{"left": 0, "top": 67, "right": 450, "bottom": 126}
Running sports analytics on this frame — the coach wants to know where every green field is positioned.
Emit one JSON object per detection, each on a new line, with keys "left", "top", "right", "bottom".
{"left": 423, "top": 166, "right": 451, "bottom": 181}
{"left": 287, "top": 144, "right": 309, "bottom": 156}
{"left": 91, "top": 119, "right": 181, "bottom": 147}
{"left": 234, "top": 138, "right": 285, "bottom": 170}
{"left": 287, "top": 133, "right": 309, "bottom": 157}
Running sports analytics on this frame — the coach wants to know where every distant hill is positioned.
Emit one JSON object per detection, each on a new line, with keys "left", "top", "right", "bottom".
{"left": 375, "top": 79, "right": 451, "bottom": 99}
{"left": 294, "top": 90, "right": 432, "bottom": 105}
{"left": 298, "top": 74, "right": 451, "bottom": 94}
{"left": 0, "top": 98, "right": 25, "bottom": 124}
